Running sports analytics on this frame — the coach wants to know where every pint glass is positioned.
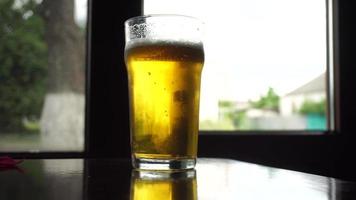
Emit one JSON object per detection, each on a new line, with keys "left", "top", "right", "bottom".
{"left": 124, "top": 15, "right": 204, "bottom": 170}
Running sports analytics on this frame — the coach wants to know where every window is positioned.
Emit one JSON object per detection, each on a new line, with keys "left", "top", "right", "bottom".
{"left": 144, "top": 0, "right": 328, "bottom": 131}
{"left": 0, "top": 0, "right": 87, "bottom": 152}
{"left": 0, "top": 0, "right": 355, "bottom": 180}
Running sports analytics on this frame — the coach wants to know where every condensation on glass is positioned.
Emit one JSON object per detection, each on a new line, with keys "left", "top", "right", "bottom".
{"left": 0, "top": 0, "right": 87, "bottom": 151}
{"left": 144, "top": 0, "right": 328, "bottom": 131}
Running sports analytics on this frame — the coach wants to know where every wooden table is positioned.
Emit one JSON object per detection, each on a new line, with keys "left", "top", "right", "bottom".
{"left": 0, "top": 158, "right": 355, "bottom": 199}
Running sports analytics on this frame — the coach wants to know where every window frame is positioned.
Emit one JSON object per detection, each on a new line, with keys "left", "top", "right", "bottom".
{"left": 1, "top": 0, "right": 355, "bottom": 180}
{"left": 85, "top": 0, "right": 337, "bottom": 155}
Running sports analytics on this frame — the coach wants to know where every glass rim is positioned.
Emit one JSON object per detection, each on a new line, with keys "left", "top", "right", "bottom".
{"left": 124, "top": 14, "right": 204, "bottom": 26}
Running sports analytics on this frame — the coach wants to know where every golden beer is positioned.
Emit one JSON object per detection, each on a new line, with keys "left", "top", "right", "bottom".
{"left": 130, "top": 170, "right": 197, "bottom": 200}
{"left": 125, "top": 41, "right": 204, "bottom": 163}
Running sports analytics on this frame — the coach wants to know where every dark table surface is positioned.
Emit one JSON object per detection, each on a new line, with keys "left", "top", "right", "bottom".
{"left": 0, "top": 158, "right": 355, "bottom": 200}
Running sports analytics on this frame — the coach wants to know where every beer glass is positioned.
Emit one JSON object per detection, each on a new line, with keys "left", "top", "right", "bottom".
{"left": 124, "top": 15, "right": 204, "bottom": 170}
{"left": 130, "top": 170, "right": 197, "bottom": 200}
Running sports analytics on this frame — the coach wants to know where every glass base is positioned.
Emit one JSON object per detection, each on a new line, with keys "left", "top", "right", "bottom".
{"left": 132, "top": 157, "right": 196, "bottom": 170}
{"left": 132, "top": 168, "right": 196, "bottom": 180}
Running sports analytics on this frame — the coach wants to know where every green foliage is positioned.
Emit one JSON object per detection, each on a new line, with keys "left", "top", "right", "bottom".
{"left": 218, "top": 100, "right": 234, "bottom": 107}
{"left": 250, "top": 87, "right": 280, "bottom": 111}
{"left": 299, "top": 99, "right": 326, "bottom": 116}
{"left": 217, "top": 100, "right": 250, "bottom": 129}
{"left": 0, "top": 0, "right": 47, "bottom": 132}
{"left": 230, "top": 110, "right": 250, "bottom": 129}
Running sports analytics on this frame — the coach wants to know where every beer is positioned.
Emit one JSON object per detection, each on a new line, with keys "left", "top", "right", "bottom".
{"left": 130, "top": 170, "right": 197, "bottom": 200}
{"left": 125, "top": 40, "right": 204, "bottom": 161}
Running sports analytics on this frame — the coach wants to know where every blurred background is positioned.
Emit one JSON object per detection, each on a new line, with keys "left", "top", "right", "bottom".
{"left": 0, "top": 0, "right": 327, "bottom": 151}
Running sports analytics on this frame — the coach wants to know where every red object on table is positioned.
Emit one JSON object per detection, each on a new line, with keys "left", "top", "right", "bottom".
{"left": 0, "top": 156, "right": 23, "bottom": 172}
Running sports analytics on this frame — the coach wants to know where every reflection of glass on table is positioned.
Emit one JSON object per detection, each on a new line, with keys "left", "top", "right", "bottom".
{"left": 130, "top": 170, "right": 197, "bottom": 200}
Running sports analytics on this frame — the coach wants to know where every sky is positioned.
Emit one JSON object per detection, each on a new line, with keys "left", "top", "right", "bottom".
{"left": 74, "top": 0, "right": 88, "bottom": 25}
{"left": 75, "top": 0, "right": 327, "bottom": 120}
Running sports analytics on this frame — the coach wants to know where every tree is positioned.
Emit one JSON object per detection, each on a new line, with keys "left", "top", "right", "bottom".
{"left": 250, "top": 87, "right": 280, "bottom": 112}
{"left": 39, "top": 0, "right": 85, "bottom": 149}
{"left": 299, "top": 99, "right": 326, "bottom": 116}
{"left": 0, "top": 0, "right": 47, "bottom": 133}
{"left": 40, "top": 0, "right": 85, "bottom": 93}
{"left": 218, "top": 100, "right": 249, "bottom": 129}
